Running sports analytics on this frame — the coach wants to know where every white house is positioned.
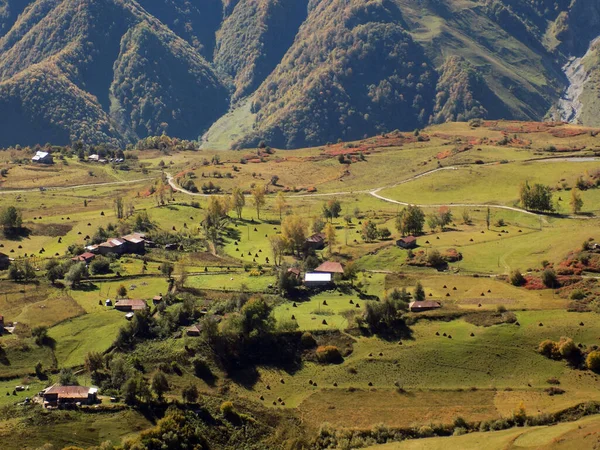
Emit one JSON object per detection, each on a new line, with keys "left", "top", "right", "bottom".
{"left": 32, "top": 151, "right": 53, "bottom": 164}
{"left": 304, "top": 272, "right": 332, "bottom": 287}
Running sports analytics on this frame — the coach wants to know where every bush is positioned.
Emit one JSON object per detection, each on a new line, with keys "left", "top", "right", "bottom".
{"left": 90, "top": 257, "right": 111, "bottom": 275}
{"left": 586, "top": 351, "right": 600, "bottom": 372}
{"left": 417, "top": 425, "right": 434, "bottom": 438}
{"left": 570, "top": 289, "right": 586, "bottom": 300}
{"left": 316, "top": 345, "right": 343, "bottom": 364}
{"left": 301, "top": 332, "right": 317, "bottom": 349}
{"left": 220, "top": 401, "right": 236, "bottom": 418}
{"left": 558, "top": 337, "right": 577, "bottom": 359}
{"left": 510, "top": 269, "right": 526, "bottom": 286}
{"left": 541, "top": 269, "right": 558, "bottom": 288}
{"left": 538, "top": 340, "right": 559, "bottom": 359}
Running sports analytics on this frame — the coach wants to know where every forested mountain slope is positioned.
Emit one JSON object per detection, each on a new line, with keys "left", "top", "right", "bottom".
{"left": 0, "top": 0, "right": 599, "bottom": 148}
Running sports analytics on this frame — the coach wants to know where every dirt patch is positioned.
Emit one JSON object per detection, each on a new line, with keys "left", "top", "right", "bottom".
{"left": 298, "top": 388, "right": 499, "bottom": 429}
{"left": 464, "top": 311, "right": 517, "bottom": 327}
{"left": 29, "top": 222, "right": 73, "bottom": 237}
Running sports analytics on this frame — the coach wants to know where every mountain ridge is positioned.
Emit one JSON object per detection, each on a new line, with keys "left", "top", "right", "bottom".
{"left": 0, "top": 0, "right": 599, "bottom": 149}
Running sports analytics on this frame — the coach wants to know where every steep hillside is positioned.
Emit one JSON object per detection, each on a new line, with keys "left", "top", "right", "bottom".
{"left": 1, "top": 0, "right": 600, "bottom": 148}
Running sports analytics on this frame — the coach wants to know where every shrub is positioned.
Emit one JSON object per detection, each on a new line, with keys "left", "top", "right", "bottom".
{"left": 538, "top": 340, "right": 559, "bottom": 359}
{"left": 586, "top": 351, "right": 600, "bottom": 372}
{"left": 316, "top": 345, "right": 343, "bottom": 364}
{"left": 220, "top": 401, "right": 235, "bottom": 417}
{"left": 301, "top": 332, "right": 317, "bottom": 349}
{"left": 570, "top": 289, "right": 586, "bottom": 300}
{"left": 558, "top": 337, "right": 577, "bottom": 359}
{"left": 510, "top": 269, "right": 526, "bottom": 286}
{"left": 90, "top": 257, "right": 111, "bottom": 275}
{"left": 417, "top": 425, "right": 434, "bottom": 437}
{"left": 541, "top": 269, "right": 558, "bottom": 288}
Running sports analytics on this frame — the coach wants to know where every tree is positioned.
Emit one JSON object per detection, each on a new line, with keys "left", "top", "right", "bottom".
{"left": 151, "top": 371, "right": 170, "bottom": 400}
{"left": 541, "top": 268, "right": 558, "bottom": 288}
{"left": 160, "top": 262, "right": 174, "bottom": 279}
{"left": 231, "top": 186, "right": 245, "bottom": 220}
{"left": 520, "top": 182, "right": 554, "bottom": 212}
{"left": 426, "top": 214, "right": 439, "bottom": 232}
{"left": 486, "top": 207, "right": 491, "bottom": 230}
{"left": 462, "top": 209, "right": 472, "bottom": 225}
{"left": 65, "top": 262, "right": 88, "bottom": 287}
{"left": 123, "top": 374, "right": 150, "bottom": 405}
{"left": 324, "top": 222, "right": 337, "bottom": 256}
{"left": 90, "top": 257, "right": 111, "bottom": 275}
{"left": 322, "top": 199, "right": 342, "bottom": 222}
{"left": 32, "top": 326, "right": 49, "bottom": 346}
{"left": 281, "top": 215, "right": 308, "bottom": 255}
{"left": 0, "top": 206, "right": 22, "bottom": 233}
{"left": 396, "top": 205, "right": 425, "bottom": 236}
{"left": 85, "top": 351, "right": 104, "bottom": 374}
{"left": 570, "top": 188, "right": 583, "bottom": 214}
{"left": 117, "top": 284, "right": 127, "bottom": 298}
{"left": 182, "top": 383, "right": 199, "bottom": 404}
{"left": 437, "top": 206, "right": 453, "bottom": 230}
{"left": 176, "top": 262, "right": 188, "bottom": 289}
{"left": 239, "top": 297, "right": 275, "bottom": 337}
{"left": 269, "top": 235, "right": 286, "bottom": 267}
{"left": 8, "top": 260, "right": 35, "bottom": 282}
{"left": 427, "top": 249, "right": 445, "bottom": 267}
{"left": 414, "top": 282, "right": 425, "bottom": 301}
{"left": 114, "top": 196, "right": 124, "bottom": 219}
{"left": 275, "top": 192, "right": 287, "bottom": 221}
{"left": 361, "top": 220, "right": 378, "bottom": 242}
{"left": 155, "top": 179, "right": 167, "bottom": 206}
{"left": 312, "top": 218, "right": 326, "bottom": 234}
{"left": 58, "top": 368, "right": 79, "bottom": 386}
{"left": 251, "top": 184, "right": 266, "bottom": 219}
{"left": 344, "top": 261, "right": 358, "bottom": 286}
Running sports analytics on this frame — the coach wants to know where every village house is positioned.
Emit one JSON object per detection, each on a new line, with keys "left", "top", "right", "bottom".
{"left": 114, "top": 299, "right": 148, "bottom": 312}
{"left": 314, "top": 261, "right": 344, "bottom": 276}
{"left": 409, "top": 300, "right": 441, "bottom": 312}
{"left": 122, "top": 233, "right": 146, "bottom": 254}
{"left": 304, "top": 233, "right": 326, "bottom": 251}
{"left": 42, "top": 384, "right": 98, "bottom": 407}
{"left": 32, "top": 151, "right": 54, "bottom": 164}
{"left": 186, "top": 323, "right": 202, "bottom": 336}
{"left": 397, "top": 236, "right": 417, "bottom": 249}
{"left": 304, "top": 272, "right": 333, "bottom": 287}
{"left": 0, "top": 252, "right": 11, "bottom": 270}
{"left": 71, "top": 252, "right": 96, "bottom": 264}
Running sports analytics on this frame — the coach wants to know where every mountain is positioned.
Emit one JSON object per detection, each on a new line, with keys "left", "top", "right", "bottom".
{"left": 0, "top": 0, "right": 599, "bottom": 149}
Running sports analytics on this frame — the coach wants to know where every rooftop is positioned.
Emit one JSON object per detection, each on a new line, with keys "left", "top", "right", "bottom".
{"left": 304, "top": 272, "right": 332, "bottom": 282}
{"left": 399, "top": 236, "right": 417, "bottom": 243}
{"left": 115, "top": 299, "right": 147, "bottom": 310}
{"left": 314, "top": 261, "right": 344, "bottom": 274}
{"left": 44, "top": 384, "right": 94, "bottom": 399}
{"left": 409, "top": 301, "right": 441, "bottom": 309}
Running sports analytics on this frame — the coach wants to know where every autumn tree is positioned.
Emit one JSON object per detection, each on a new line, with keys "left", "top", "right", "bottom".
{"left": 269, "top": 235, "right": 286, "bottom": 266}
{"left": 361, "top": 220, "right": 378, "bottom": 242}
{"left": 231, "top": 186, "right": 245, "bottom": 219}
{"left": 281, "top": 214, "right": 308, "bottom": 255}
{"left": 570, "top": 188, "right": 583, "bottom": 214}
{"left": 114, "top": 196, "right": 124, "bottom": 219}
{"left": 322, "top": 199, "right": 342, "bottom": 222}
{"left": 396, "top": 205, "right": 425, "bottom": 236}
{"left": 275, "top": 191, "right": 287, "bottom": 220}
{"left": 252, "top": 184, "right": 266, "bottom": 219}
{"left": 324, "top": 222, "right": 337, "bottom": 256}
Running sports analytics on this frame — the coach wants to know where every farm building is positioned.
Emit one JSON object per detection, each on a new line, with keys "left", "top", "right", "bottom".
{"left": 71, "top": 252, "right": 96, "bottom": 264}
{"left": 96, "top": 238, "right": 127, "bottom": 256}
{"left": 42, "top": 384, "right": 97, "bottom": 407}
{"left": 32, "top": 151, "right": 53, "bottom": 164}
{"left": 314, "top": 261, "right": 344, "bottom": 276}
{"left": 409, "top": 301, "right": 441, "bottom": 312}
{"left": 305, "top": 233, "right": 326, "bottom": 251}
{"left": 186, "top": 323, "right": 202, "bottom": 336}
{"left": 122, "top": 233, "right": 146, "bottom": 254}
{"left": 114, "top": 299, "right": 148, "bottom": 312}
{"left": 304, "top": 272, "right": 332, "bottom": 287}
{"left": 287, "top": 267, "right": 301, "bottom": 280}
{"left": 0, "top": 252, "right": 11, "bottom": 270}
{"left": 152, "top": 295, "right": 163, "bottom": 305}
{"left": 397, "top": 236, "right": 417, "bottom": 249}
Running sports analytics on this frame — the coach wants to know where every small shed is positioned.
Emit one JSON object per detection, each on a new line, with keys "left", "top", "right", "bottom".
{"left": 304, "top": 272, "right": 332, "bottom": 287}
{"left": 115, "top": 299, "right": 148, "bottom": 312}
{"left": 71, "top": 252, "right": 96, "bottom": 264}
{"left": 105, "top": 299, "right": 112, "bottom": 307}
{"left": 305, "top": 233, "right": 326, "bottom": 251}
{"left": 409, "top": 301, "right": 441, "bottom": 312}
{"left": 186, "top": 323, "right": 202, "bottom": 337}
{"left": 152, "top": 295, "right": 163, "bottom": 305}
{"left": 397, "top": 236, "right": 417, "bottom": 249}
